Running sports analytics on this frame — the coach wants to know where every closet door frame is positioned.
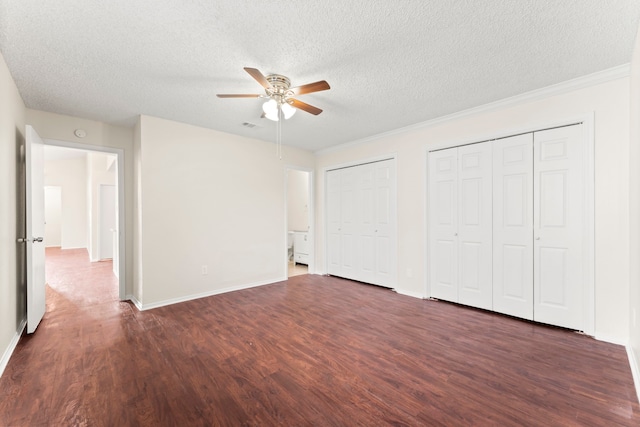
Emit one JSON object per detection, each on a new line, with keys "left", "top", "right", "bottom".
{"left": 425, "top": 113, "right": 594, "bottom": 336}
{"left": 323, "top": 154, "right": 398, "bottom": 287}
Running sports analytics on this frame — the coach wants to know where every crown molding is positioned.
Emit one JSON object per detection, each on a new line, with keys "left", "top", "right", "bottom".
{"left": 316, "top": 64, "right": 630, "bottom": 155}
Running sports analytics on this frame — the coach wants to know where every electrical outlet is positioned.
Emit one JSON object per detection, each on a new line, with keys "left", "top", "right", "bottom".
{"left": 201, "top": 265, "right": 208, "bottom": 275}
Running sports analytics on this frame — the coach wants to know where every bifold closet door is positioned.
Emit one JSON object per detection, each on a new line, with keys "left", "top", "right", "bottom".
{"left": 327, "top": 160, "right": 397, "bottom": 287}
{"left": 533, "top": 125, "right": 584, "bottom": 330}
{"left": 327, "top": 167, "right": 358, "bottom": 279}
{"left": 493, "top": 133, "right": 534, "bottom": 319}
{"left": 457, "top": 143, "right": 493, "bottom": 310}
{"left": 359, "top": 160, "right": 397, "bottom": 287}
{"left": 429, "top": 148, "right": 458, "bottom": 302}
{"left": 429, "top": 142, "right": 492, "bottom": 309}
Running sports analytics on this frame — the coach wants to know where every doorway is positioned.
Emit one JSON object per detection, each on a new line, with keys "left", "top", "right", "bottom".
{"left": 286, "top": 167, "right": 313, "bottom": 277}
{"left": 41, "top": 140, "right": 125, "bottom": 300}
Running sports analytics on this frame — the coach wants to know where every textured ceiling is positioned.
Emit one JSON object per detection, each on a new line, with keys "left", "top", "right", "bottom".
{"left": 1, "top": 1, "right": 639, "bottom": 152}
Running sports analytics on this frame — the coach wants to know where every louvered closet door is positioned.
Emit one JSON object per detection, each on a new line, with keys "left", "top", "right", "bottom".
{"left": 457, "top": 142, "right": 493, "bottom": 310}
{"left": 533, "top": 125, "right": 584, "bottom": 330}
{"left": 493, "top": 133, "right": 534, "bottom": 319}
{"left": 429, "top": 148, "right": 458, "bottom": 302}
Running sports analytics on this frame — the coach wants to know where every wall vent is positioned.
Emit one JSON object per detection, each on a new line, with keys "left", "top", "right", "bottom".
{"left": 242, "top": 122, "right": 259, "bottom": 129}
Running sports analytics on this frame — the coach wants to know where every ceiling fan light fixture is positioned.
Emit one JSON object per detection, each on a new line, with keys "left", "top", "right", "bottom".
{"left": 281, "top": 102, "right": 296, "bottom": 120}
{"left": 262, "top": 99, "right": 279, "bottom": 121}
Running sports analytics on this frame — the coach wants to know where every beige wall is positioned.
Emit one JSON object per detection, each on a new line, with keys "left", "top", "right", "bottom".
{"left": 44, "top": 156, "right": 88, "bottom": 249}
{"left": 0, "top": 52, "right": 26, "bottom": 372}
{"left": 26, "top": 109, "right": 134, "bottom": 296}
{"left": 629, "top": 24, "right": 640, "bottom": 394}
{"left": 136, "top": 115, "right": 315, "bottom": 307}
{"left": 315, "top": 77, "right": 630, "bottom": 343}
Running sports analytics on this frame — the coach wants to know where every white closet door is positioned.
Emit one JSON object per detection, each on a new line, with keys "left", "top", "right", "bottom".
{"left": 429, "top": 148, "right": 458, "bottom": 302}
{"left": 493, "top": 133, "right": 534, "bottom": 319}
{"left": 533, "top": 125, "right": 584, "bottom": 330}
{"left": 359, "top": 163, "right": 376, "bottom": 284}
{"left": 373, "top": 159, "right": 396, "bottom": 287}
{"left": 340, "top": 167, "right": 359, "bottom": 279}
{"left": 457, "top": 142, "right": 493, "bottom": 310}
{"left": 327, "top": 170, "right": 342, "bottom": 276}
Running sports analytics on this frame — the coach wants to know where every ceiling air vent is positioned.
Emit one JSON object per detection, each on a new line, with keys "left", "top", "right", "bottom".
{"left": 241, "top": 122, "right": 259, "bottom": 129}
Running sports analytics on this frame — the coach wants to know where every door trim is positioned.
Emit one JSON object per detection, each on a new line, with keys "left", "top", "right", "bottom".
{"left": 43, "top": 138, "right": 126, "bottom": 301}
{"left": 425, "top": 113, "right": 595, "bottom": 336}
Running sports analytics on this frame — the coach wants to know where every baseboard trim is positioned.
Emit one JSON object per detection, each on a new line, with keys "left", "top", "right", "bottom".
{"left": 627, "top": 345, "right": 640, "bottom": 404}
{"left": 0, "top": 318, "right": 26, "bottom": 378}
{"left": 136, "top": 278, "right": 282, "bottom": 311}
{"left": 126, "top": 294, "right": 143, "bottom": 311}
{"left": 594, "top": 333, "right": 627, "bottom": 346}
{"left": 393, "top": 288, "right": 427, "bottom": 299}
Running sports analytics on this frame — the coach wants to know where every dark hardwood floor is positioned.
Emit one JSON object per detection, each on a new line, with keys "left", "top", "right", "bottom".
{"left": 1, "top": 247, "right": 639, "bottom": 426}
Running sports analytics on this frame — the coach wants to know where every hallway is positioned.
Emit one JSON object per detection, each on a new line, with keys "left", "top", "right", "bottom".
{"left": 45, "top": 247, "right": 119, "bottom": 310}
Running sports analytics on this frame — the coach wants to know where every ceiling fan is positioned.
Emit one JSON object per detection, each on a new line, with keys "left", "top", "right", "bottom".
{"left": 217, "top": 67, "right": 330, "bottom": 121}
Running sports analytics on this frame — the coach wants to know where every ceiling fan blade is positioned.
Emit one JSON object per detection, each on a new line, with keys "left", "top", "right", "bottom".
{"left": 290, "top": 99, "right": 323, "bottom": 115}
{"left": 290, "top": 80, "right": 331, "bottom": 96}
{"left": 244, "top": 67, "right": 272, "bottom": 90}
{"left": 216, "top": 94, "right": 262, "bottom": 98}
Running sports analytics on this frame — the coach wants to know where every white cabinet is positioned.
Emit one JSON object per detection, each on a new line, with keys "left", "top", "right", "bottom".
{"left": 428, "top": 124, "right": 587, "bottom": 331}
{"left": 327, "top": 159, "right": 397, "bottom": 288}
{"left": 293, "top": 231, "right": 310, "bottom": 265}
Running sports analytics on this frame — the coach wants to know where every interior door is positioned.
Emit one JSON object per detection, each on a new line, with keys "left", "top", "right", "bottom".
{"left": 428, "top": 148, "right": 458, "bottom": 302}
{"left": 326, "top": 170, "right": 342, "bottom": 276}
{"left": 533, "top": 124, "right": 584, "bottom": 330}
{"left": 25, "top": 125, "right": 46, "bottom": 334}
{"left": 358, "top": 163, "right": 376, "bottom": 284}
{"left": 493, "top": 133, "right": 534, "bottom": 319}
{"left": 339, "top": 167, "right": 358, "bottom": 279}
{"left": 373, "top": 159, "right": 396, "bottom": 287}
{"left": 457, "top": 142, "right": 493, "bottom": 310}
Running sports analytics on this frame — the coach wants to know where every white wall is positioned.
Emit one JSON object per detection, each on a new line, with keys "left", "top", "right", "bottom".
{"left": 628, "top": 23, "right": 640, "bottom": 394}
{"left": 287, "top": 169, "right": 309, "bottom": 232}
{"left": 136, "top": 115, "right": 315, "bottom": 307}
{"left": 26, "top": 109, "right": 134, "bottom": 295}
{"left": 44, "top": 186, "right": 62, "bottom": 247}
{"left": 315, "top": 77, "right": 630, "bottom": 343}
{"left": 86, "top": 152, "right": 116, "bottom": 261}
{"left": 0, "top": 51, "right": 26, "bottom": 374}
{"left": 44, "top": 156, "right": 88, "bottom": 249}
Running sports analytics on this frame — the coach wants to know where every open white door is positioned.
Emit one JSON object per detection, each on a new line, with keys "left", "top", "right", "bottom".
{"left": 25, "top": 125, "right": 46, "bottom": 334}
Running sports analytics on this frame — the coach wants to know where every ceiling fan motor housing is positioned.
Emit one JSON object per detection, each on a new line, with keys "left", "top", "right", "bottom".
{"left": 266, "top": 74, "right": 293, "bottom": 103}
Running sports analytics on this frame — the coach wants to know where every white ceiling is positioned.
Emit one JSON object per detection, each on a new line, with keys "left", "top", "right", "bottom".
{"left": 1, "top": 1, "right": 639, "bottom": 152}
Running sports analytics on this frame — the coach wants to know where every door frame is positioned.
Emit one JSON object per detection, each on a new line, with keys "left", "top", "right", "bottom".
{"left": 424, "top": 113, "right": 595, "bottom": 336}
{"left": 43, "top": 138, "right": 126, "bottom": 300}
{"left": 284, "top": 165, "right": 315, "bottom": 276}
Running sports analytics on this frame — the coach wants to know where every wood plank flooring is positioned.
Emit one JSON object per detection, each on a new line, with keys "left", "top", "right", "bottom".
{"left": 1, "top": 248, "right": 639, "bottom": 426}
